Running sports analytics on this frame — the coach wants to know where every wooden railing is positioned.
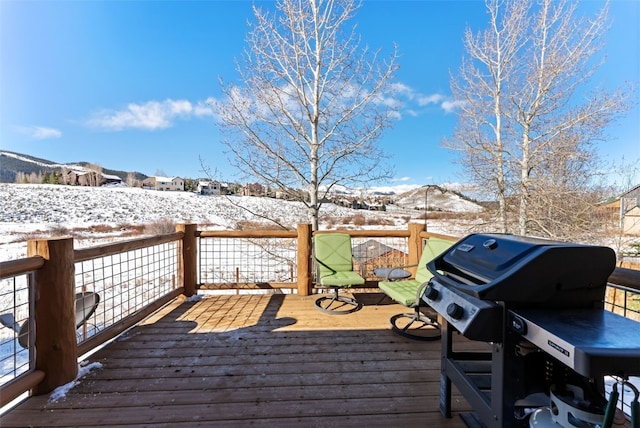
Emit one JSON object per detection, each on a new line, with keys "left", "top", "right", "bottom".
{"left": 606, "top": 266, "right": 640, "bottom": 321}
{"left": 0, "top": 223, "right": 638, "bottom": 409}
{"left": 0, "top": 225, "right": 195, "bottom": 407}
{"left": 197, "top": 223, "right": 457, "bottom": 294}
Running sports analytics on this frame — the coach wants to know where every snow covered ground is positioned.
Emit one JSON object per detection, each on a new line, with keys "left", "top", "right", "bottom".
{"left": 0, "top": 183, "right": 487, "bottom": 261}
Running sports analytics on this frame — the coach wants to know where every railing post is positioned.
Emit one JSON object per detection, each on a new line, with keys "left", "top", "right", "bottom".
{"left": 27, "top": 237, "right": 78, "bottom": 395}
{"left": 408, "top": 223, "right": 425, "bottom": 276}
{"left": 297, "top": 224, "right": 312, "bottom": 296}
{"left": 177, "top": 223, "right": 197, "bottom": 297}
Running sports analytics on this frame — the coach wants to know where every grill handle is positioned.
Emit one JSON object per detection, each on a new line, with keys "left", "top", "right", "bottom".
{"left": 427, "top": 260, "right": 476, "bottom": 291}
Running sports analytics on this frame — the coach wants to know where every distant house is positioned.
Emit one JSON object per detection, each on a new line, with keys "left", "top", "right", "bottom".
{"left": 197, "top": 180, "right": 225, "bottom": 196}
{"left": 366, "top": 201, "right": 386, "bottom": 211}
{"left": 599, "top": 184, "right": 640, "bottom": 235}
{"left": 241, "top": 183, "right": 265, "bottom": 197}
{"left": 274, "top": 189, "right": 289, "bottom": 199}
{"left": 275, "top": 187, "right": 309, "bottom": 201}
{"left": 142, "top": 176, "right": 184, "bottom": 191}
{"left": 102, "top": 173, "right": 124, "bottom": 186}
{"left": 620, "top": 184, "right": 640, "bottom": 235}
{"left": 624, "top": 206, "right": 640, "bottom": 236}
{"left": 65, "top": 170, "right": 123, "bottom": 186}
{"left": 66, "top": 170, "right": 95, "bottom": 186}
{"left": 351, "top": 239, "right": 408, "bottom": 278}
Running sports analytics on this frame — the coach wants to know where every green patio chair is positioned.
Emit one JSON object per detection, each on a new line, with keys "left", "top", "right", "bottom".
{"left": 314, "top": 233, "right": 365, "bottom": 315}
{"left": 378, "top": 237, "right": 454, "bottom": 340}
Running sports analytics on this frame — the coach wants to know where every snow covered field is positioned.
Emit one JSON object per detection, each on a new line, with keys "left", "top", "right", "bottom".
{"left": 0, "top": 183, "right": 486, "bottom": 261}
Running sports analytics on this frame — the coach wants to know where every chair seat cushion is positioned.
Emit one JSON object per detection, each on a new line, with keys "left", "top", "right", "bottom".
{"left": 379, "top": 279, "right": 422, "bottom": 307}
{"left": 319, "top": 271, "right": 365, "bottom": 287}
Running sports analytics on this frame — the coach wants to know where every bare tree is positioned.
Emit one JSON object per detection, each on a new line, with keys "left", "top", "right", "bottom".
{"left": 612, "top": 156, "right": 640, "bottom": 194}
{"left": 60, "top": 167, "right": 71, "bottom": 185}
{"left": 126, "top": 172, "right": 139, "bottom": 187}
{"left": 446, "top": 0, "right": 630, "bottom": 238}
{"left": 215, "top": 0, "right": 398, "bottom": 230}
{"left": 510, "top": 0, "right": 629, "bottom": 237}
{"left": 446, "top": 0, "right": 528, "bottom": 232}
{"left": 28, "top": 172, "right": 40, "bottom": 184}
{"left": 85, "top": 163, "right": 103, "bottom": 187}
{"left": 14, "top": 171, "right": 26, "bottom": 184}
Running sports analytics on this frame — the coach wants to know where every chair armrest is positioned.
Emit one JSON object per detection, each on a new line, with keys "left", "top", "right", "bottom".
{"left": 415, "top": 281, "right": 430, "bottom": 304}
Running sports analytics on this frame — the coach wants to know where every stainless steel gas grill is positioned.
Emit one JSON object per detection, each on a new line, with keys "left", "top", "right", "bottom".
{"left": 422, "top": 233, "right": 640, "bottom": 428}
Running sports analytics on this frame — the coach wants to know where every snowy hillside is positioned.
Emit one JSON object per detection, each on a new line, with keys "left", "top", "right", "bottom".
{"left": 0, "top": 183, "right": 489, "bottom": 260}
{"left": 0, "top": 183, "right": 397, "bottom": 231}
{"left": 393, "top": 186, "right": 483, "bottom": 213}
{"left": 0, "top": 151, "right": 87, "bottom": 172}
{"left": 0, "top": 150, "right": 147, "bottom": 184}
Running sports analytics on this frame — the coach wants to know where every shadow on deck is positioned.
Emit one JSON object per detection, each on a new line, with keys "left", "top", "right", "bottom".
{"left": 1, "top": 293, "right": 479, "bottom": 427}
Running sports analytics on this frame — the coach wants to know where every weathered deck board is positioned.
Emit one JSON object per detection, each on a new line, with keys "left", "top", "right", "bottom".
{"left": 1, "top": 293, "right": 481, "bottom": 427}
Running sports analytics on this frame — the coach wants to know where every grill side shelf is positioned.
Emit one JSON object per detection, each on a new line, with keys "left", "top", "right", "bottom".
{"left": 508, "top": 309, "right": 640, "bottom": 379}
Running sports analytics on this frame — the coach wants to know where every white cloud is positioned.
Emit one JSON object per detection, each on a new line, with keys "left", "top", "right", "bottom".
{"left": 83, "top": 85, "right": 456, "bottom": 133}
{"left": 390, "top": 82, "right": 415, "bottom": 98}
{"left": 441, "top": 100, "right": 466, "bottom": 113}
{"left": 168, "top": 99, "right": 193, "bottom": 115}
{"left": 14, "top": 126, "right": 62, "bottom": 140}
{"left": 88, "top": 98, "right": 217, "bottom": 131}
{"left": 385, "top": 82, "right": 452, "bottom": 117}
{"left": 417, "top": 94, "right": 444, "bottom": 106}
{"left": 194, "top": 98, "right": 217, "bottom": 117}
{"left": 388, "top": 110, "right": 403, "bottom": 120}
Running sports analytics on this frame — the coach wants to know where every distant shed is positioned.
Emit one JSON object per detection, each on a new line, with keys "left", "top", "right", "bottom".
{"left": 352, "top": 239, "right": 408, "bottom": 278}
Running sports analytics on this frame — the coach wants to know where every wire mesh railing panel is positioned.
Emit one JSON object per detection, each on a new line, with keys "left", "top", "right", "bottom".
{"left": 605, "top": 284, "right": 640, "bottom": 322}
{"left": 0, "top": 274, "right": 32, "bottom": 387}
{"left": 199, "top": 237, "right": 297, "bottom": 288}
{"left": 602, "top": 284, "right": 639, "bottom": 419}
{"left": 351, "top": 236, "right": 410, "bottom": 280}
{"left": 74, "top": 242, "right": 180, "bottom": 343}
{"left": 604, "top": 375, "right": 640, "bottom": 422}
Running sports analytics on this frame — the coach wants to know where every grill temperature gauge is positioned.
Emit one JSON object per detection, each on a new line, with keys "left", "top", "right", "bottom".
{"left": 483, "top": 238, "right": 498, "bottom": 249}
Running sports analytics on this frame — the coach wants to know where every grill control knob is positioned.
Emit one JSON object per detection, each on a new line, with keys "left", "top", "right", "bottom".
{"left": 423, "top": 285, "right": 439, "bottom": 300}
{"left": 510, "top": 315, "right": 527, "bottom": 335}
{"left": 447, "top": 303, "right": 464, "bottom": 320}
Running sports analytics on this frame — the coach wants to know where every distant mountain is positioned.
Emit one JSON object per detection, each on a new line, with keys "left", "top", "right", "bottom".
{"left": 0, "top": 151, "right": 57, "bottom": 182}
{"left": 0, "top": 151, "right": 148, "bottom": 183}
{"left": 0, "top": 151, "right": 484, "bottom": 213}
{"left": 393, "top": 185, "right": 484, "bottom": 213}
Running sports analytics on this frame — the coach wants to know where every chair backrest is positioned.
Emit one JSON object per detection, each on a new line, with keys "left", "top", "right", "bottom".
{"left": 415, "top": 237, "right": 454, "bottom": 283}
{"left": 314, "top": 233, "right": 354, "bottom": 276}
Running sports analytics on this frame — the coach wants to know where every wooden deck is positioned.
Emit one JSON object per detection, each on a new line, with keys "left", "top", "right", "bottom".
{"left": 1, "top": 292, "right": 481, "bottom": 427}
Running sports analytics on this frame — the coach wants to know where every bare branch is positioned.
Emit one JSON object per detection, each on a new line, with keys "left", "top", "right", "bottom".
{"left": 215, "top": 0, "right": 398, "bottom": 230}
{"left": 446, "top": 0, "right": 631, "bottom": 239}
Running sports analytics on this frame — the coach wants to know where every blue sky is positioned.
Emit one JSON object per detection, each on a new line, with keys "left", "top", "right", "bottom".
{"left": 1, "top": 0, "right": 638, "bottom": 190}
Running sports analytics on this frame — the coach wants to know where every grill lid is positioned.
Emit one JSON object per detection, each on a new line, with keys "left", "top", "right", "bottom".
{"left": 427, "top": 233, "right": 616, "bottom": 305}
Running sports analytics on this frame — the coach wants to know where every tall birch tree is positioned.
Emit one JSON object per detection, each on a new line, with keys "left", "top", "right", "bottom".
{"left": 446, "top": 0, "right": 528, "bottom": 233}
{"left": 215, "top": 0, "right": 398, "bottom": 230}
{"left": 446, "top": 0, "right": 629, "bottom": 239}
